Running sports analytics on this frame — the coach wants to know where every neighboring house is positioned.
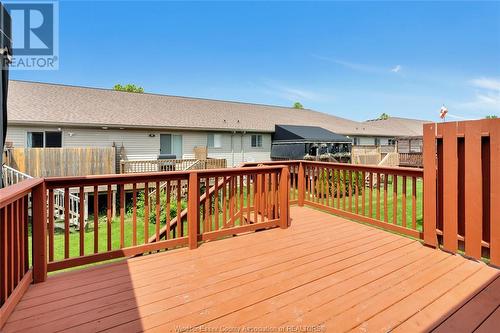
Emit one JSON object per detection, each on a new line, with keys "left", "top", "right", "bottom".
{"left": 6, "top": 80, "right": 420, "bottom": 167}
{"left": 365, "top": 117, "right": 430, "bottom": 153}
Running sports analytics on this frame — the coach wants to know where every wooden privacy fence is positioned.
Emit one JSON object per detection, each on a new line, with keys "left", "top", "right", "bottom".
{"left": 5, "top": 147, "right": 116, "bottom": 177}
{"left": 423, "top": 119, "right": 500, "bottom": 266}
{"left": 120, "top": 158, "right": 227, "bottom": 173}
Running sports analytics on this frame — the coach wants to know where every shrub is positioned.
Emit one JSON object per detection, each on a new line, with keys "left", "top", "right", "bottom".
{"left": 129, "top": 190, "right": 187, "bottom": 225}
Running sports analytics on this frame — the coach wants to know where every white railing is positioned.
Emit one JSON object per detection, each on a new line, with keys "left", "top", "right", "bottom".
{"left": 2, "top": 164, "right": 83, "bottom": 227}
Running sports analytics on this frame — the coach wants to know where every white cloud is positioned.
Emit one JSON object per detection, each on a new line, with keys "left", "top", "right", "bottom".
{"left": 454, "top": 77, "right": 500, "bottom": 114}
{"left": 470, "top": 77, "right": 500, "bottom": 91}
{"left": 313, "top": 54, "right": 403, "bottom": 75}
{"left": 391, "top": 65, "right": 402, "bottom": 73}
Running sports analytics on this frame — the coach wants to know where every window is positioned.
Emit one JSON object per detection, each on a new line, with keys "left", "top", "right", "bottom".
{"left": 45, "top": 132, "right": 62, "bottom": 147}
{"left": 27, "top": 132, "right": 44, "bottom": 147}
{"left": 27, "top": 131, "right": 62, "bottom": 148}
{"left": 251, "top": 134, "right": 262, "bottom": 148}
{"left": 160, "top": 134, "right": 183, "bottom": 158}
{"left": 207, "top": 133, "right": 222, "bottom": 148}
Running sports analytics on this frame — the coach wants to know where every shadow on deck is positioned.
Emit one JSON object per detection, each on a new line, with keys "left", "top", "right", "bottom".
{"left": 4, "top": 207, "right": 499, "bottom": 333}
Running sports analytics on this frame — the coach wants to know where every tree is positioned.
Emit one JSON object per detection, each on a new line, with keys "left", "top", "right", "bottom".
{"left": 113, "top": 84, "right": 144, "bottom": 93}
{"left": 378, "top": 113, "right": 390, "bottom": 120}
{"left": 293, "top": 102, "right": 304, "bottom": 109}
{"left": 485, "top": 115, "right": 498, "bottom": 119}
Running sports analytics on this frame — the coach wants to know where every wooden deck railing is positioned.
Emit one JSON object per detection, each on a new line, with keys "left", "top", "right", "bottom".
{"left": 0, "top": 178, "right": 45, "bottom": 327}
{"left": 399, "top": 152, "right": 423, "bottom": 168}
{"left": 244, "top": 161, "right": 424, "bottom": 240}
{"left": 120, "top": 158, "right": 227, "bottom": 173}
{"left": 39, "top": 165, "right": 288, "bottom": 272}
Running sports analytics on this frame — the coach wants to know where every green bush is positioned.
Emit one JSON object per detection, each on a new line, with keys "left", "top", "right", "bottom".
{"left": 129, "top": 191, "right": 187, "bottom": 225}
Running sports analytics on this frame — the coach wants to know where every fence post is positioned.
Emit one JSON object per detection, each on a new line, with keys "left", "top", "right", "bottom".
{"left": 188, "top": 171, "right": 200, "bottom": 249}
{"left": 280, "top": 167, "right": 290, "bottom": 229}
{"left": 32, "top": 181, "right": 47, "bottom": 283}
{"left": 423, "top": 123, "right": 437, "bottom": 248}
{"left": 119, "top": 160, "right": 125, "bottom": 174}
{"left": 298, "top": 162, "right": 305, "bottom": 206}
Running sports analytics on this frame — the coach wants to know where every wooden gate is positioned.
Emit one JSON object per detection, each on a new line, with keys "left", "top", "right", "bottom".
{"left": 423, "top": 119, "right": 500, "bottom": 266}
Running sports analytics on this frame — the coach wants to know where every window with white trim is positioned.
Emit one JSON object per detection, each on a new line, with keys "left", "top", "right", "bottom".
{"left": 251, "top": 134, "right": 262, "bottom": 148}
{"left": 207, "top": 133, "right": 222, "bottom": 148}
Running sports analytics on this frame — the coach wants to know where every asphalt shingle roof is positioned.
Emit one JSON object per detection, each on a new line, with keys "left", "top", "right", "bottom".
{"left": 8, "top": 80, "right": 426, "bottom": 137}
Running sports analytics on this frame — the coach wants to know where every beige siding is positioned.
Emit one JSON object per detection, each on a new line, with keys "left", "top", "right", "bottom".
{"left": 6, "top": 125, "right": 271, "bottom": 166}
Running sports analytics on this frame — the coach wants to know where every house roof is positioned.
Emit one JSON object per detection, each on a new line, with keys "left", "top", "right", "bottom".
{"left": 9, "top": 80, "right": 412, "bottom": 137}
{"left": 274, "top": 125, "right": 351, "bottom": 142}
{"left": 365, "top": 117, "right": 431, "bottom": 137}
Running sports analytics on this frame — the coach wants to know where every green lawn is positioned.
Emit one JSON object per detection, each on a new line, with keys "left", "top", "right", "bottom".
{"left": 305, "top": 175, "right": 424, "bottom": 231}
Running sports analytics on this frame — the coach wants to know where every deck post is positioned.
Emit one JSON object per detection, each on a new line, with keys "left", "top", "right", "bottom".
{"left": 32, "top": 181, "right": 47, "bottom": 283}
{"left": 279, "top": 167, "right": 290, "bottom": 229}
{"left": 423, "top": 123, "right": 437, "bottom": 248}
{"left": 297, "top": 162, "right": 305, "bottom": 206}
{"left": 188, "top": 171, "right": 200, "bottom": 249}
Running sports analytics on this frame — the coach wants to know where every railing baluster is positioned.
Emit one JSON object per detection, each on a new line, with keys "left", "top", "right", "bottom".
{"left": 384, "top": 174, "right": 389, "bottom": 222}
{"left": 402, "top": 176, "right": 407, "bottom": 228}
{"left": 240, "top": 175, "right": 244, "bottom": 224}
{"left": 253, "top": 174, "right": 258, "bottom": 223}
{"left": 223, "top": 177, "right": 228, "bottom": 226}
{"left": 155, "top": 182, "right": 161, "bottom": 244}
{"left": 205, "top": 177, "right": 210, "bottom": 232}
{"left": 412, "top": 176, "right": 417, "bottom": 230}
{"left": 342, "top": 169, "right": 347, "bottom": 210}
{"left": 177, "top": 180, "right": 182, "bottom": 236}
{"left": 348, "top": 170, "right": 353, "bottom": 212}
{"left": 48, "top": 189, "right": 54, "bottom": 261}
{"left": 214, "top": 176, "right": 219, "bottom": 230}
{"left": 393, "top": 175, "right": 398, "bottom": 225}
{"left": 361, "top": 171, "right": 366, "bottom": 216}
{"left": 376, "top": 173, "right": 381, "bottom": 220}
{"left": 1, "top": 207, "right": 7, "bottom": 301}
{"left": 336, "top": 169, "right": 340, "bottom": 209}
{"left": 355, "top": 172, "right": 359, "bottom": 215}
{"left": 165, "top": 181, "right": 170, "bottom": 239}
{"left": 107, "top": 185, "right": 112, "bottom": 250}
{"left": 246, "top": 175, "right": 250, "bottom": 225}
{"left": 64, "top": 187, "right": 70, "bottom": 259}
{"left": 144, "top": 182, "right": 149, "bottom": 241}
{"left": 94, "top": 186, "right": 99, "bottom": 253}
{"left": 80, "top": 186, "right": 85, "bottom": 256}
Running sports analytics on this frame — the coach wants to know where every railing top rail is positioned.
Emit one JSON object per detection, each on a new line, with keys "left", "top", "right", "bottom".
{"left": 2, "top": 164, "right": 34, "bottom": 179}
{"left": 244, "top": 160, "right": 423, "bottom": 177}
{"left": 44, "top": 165, "right": 288, "bottom": 188}
{"left": 300, "top": 160, "right": 423, "bottom": 176}
{"left": 0, "top": 177, "right": 43, "bottom": 208}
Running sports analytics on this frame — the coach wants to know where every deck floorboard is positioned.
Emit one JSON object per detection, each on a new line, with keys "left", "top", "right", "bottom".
{"left": 4, "top": 206, "right": 499, "bottom": 333}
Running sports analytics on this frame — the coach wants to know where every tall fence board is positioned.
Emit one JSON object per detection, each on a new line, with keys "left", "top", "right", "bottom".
{"left": 5, "top": 148, "right": 116, "bottom": 177}
{"left": 423, "top": 119, "right": 500, "bottom": 266}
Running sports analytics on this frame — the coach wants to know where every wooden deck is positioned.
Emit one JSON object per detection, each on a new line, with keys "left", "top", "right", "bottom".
{"left": 4, "top": 206, "right": 499, "bottom": 333}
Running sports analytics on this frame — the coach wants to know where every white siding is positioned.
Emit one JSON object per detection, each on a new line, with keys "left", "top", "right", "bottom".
{"left": 6, "top": 125, "right": 271, "bottom": 166}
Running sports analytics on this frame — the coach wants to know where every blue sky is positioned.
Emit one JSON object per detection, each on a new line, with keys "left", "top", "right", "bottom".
{"left": 11, "top": 0, "right": 500, "bottom": 121}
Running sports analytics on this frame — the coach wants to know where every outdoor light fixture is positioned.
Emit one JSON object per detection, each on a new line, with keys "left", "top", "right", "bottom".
{"left": 149, "top": 133, "right": 156, "bottom": 137}
{"left": 101, "top": 126, "right": 108, "bottom": 130}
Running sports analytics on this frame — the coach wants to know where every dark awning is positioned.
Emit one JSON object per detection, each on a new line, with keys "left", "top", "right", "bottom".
{"left": 273, "top": 124, "right": 351, "bottom": 143}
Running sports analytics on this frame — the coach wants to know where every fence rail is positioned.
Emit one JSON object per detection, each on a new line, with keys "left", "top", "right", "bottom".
{"left": 120, "top": 158, "right": 227, "bottom": 174}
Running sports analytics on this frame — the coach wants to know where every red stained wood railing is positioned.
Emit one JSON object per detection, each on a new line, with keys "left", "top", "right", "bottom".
{"left": 300, "top": 161, "right": 424, "bottom": 240}
{"left": 41, "top": 165, "right": 289, "bottom": 272}
{"left": 0, "top": 178, "right": 45, "bottom": 328}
